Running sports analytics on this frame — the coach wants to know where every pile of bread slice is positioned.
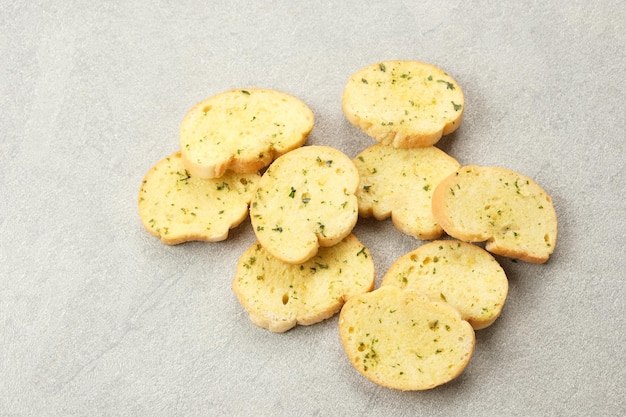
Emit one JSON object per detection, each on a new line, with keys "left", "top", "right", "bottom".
{"left": 138, "top": 60, "right": 557, "bottom": 391}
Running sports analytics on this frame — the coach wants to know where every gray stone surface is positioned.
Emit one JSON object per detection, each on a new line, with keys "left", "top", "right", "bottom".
{"left": 1, "top": 1, "right": 624, "bottom": 415}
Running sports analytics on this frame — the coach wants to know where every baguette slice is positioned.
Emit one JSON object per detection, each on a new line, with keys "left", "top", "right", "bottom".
{"left": 381, "top": 240, "right": 508, "bottom": 330}
{"left": 250, "top": 145, "right": 359, "bottom": 264}
{"left": 342, "top": 60, "right": 464, "bottom": 148}
{"left": 180, "top": 88, "right": 314, "bottom": 178}
{"left": 233, "top": 234, "right": 375, "bottom": 333}
{"left": 432, "top": 165, "right": 557, "bottom": 263}
{"left": 354, "top": 144, "right": 460, "bottom": 239}
{"left": 339, "top": 286, "right": 475, "bottom": 391}
{"left": 138, "top": 152, "right": 260, "bottom": 244}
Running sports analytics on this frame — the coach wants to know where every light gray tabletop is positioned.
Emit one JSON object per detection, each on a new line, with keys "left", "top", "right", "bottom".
{"left": 2, "top": 1, "right": 624, "bottom": 416}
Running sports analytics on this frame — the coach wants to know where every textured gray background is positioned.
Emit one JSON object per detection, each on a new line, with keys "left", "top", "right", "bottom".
{"left": 1, "top": 1, "right": 625, "bottom": 416}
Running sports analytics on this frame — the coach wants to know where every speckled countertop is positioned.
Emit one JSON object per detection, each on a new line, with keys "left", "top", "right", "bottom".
{"left": 1, "top": 1, "right": 624, "bottom": 415}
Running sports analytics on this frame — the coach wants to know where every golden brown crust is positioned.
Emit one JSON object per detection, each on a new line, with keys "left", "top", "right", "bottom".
{"left": 432, "top": 165, "right": 558, "bottom": 263}
{"left": 138, "top": 152, "right": 260, "bottom": 244}
{"left": 338, "top": 286, "right": 475, "bottom": 390}
{"left": 250, "top": 145, "right": 359, "bottom": 264}
{"left": 353, "top": 144, "right": 460, "bottom": 239}
{"left": 233, "top": 235, "right": 375, "bottom": 333}
{"left": 180, "top": 88, "right": 314, "bottom": 179}
{"left": 381, "top": 240, "right": 508, "bottom": 330}
{"left": 342, "top": 61, "right": 464, "bottom": 148}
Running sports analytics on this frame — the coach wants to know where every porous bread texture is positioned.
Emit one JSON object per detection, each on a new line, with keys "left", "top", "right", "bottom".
{"left": 381, "top": 240, "right": 508, "bottom": 330}
{"left": 180, "top": 88, "right": 314, "bottom": 179}
{"left": 342, "top": 60, "right": 464, "bottom": 148}
{"left": 250, "top": 145, "right": 359, "bottom": 264}
{"left": 354, "top": 144, "right": 460, "bottom": 239}
{"left": 338, "top": 285, "right": 475, "bottom": 391}
{"left": 233, "top": 234, "right": 375, "bottom": 333}
{"left": 138, "top": 152, "right": 260, "bottom": 244}
{"left": 432, "top": 165, "right": 557, "bottom": 263}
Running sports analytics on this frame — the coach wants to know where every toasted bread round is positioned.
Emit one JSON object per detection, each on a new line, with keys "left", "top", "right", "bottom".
{"left": 353, "top": 144, "right": 460, "bottom": 239}
{"left": 233, "top": 234, "right": 375, "bottom": 333}
{"left": 180, "top": 88, "right": 314, "bottom": 179}
{"left": 138, "top": 152, "right": 260, "bottom": 244}
{"left": 381, "top": 240, "right": 508, "bottom": 330}
{"left": 342, "top": 60, "right": 464, "bottom": 148}
{"left": 338, "top": 286, "right": 475, "bottom": 391}
{"left": 250, "top": 145, "right": 359, "bottom": 264}
{"left": 432, "top": 165, "right": 558, "bottom": 263}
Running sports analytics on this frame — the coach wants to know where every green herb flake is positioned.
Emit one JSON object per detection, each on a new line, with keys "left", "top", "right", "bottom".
{"left": 216, "top": 182, "right": 230, "bottom": 191}
{"left": 289, "top": 187, "right": 296, "bottom": 198}
{"left": 176, "top": 170, "right": 191, "bottom": 183}
{"left": 437, "top": 79, "right": 455, "bottom": 90}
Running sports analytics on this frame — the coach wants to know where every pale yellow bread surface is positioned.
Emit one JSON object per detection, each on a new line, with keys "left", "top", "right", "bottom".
{"left": 381, "top": 240, "right": 508, "bottom": 330}
{"left": 354, "top": 144, "right": 460, "bottom": 239}
{"left": 233, "top": 234, "right": 375, "bottom": 333}
{"left": 432, "top": 165, "right": 557, "bottom": 263}
{"left": 342, "top": 60, "right": 464, "bottom": 148}
{"left": 138, "top": 152, "right": 260, "bottom": 244}
{"left": 338, "top": 286, "right": 475, "bottom": 391}
{"left": 250, "top": 145, "right": 359, "bottom": 264}
{"left": 180, "top": 88, "right": 314, "bottom": 179}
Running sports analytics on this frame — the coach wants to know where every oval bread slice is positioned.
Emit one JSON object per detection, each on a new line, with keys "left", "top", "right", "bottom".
{"left": 354, "top": 144, "right": 460, "bottom": 239}
{"left": 250, "top": 145, "right": 359, "bottom": 264}
{"left": 338, "top": 286, "right": 475, "bottom": 391}
{"left": 233, "top": 234, "right": 375, "bottom": 333}
{"left": 342, "top": 60, "right": 464, "bottom": 148}
{"left": 138, "top": 152, "right": 260, "bottom": 244}
{"left": 432, "top": 165, "right": 558, "bottom": 263}
{"left": 180, "top": 88, "right": 314, "bottom": 178}
{"left": 381, "top": 240, "right": 508, "bottom": 330}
